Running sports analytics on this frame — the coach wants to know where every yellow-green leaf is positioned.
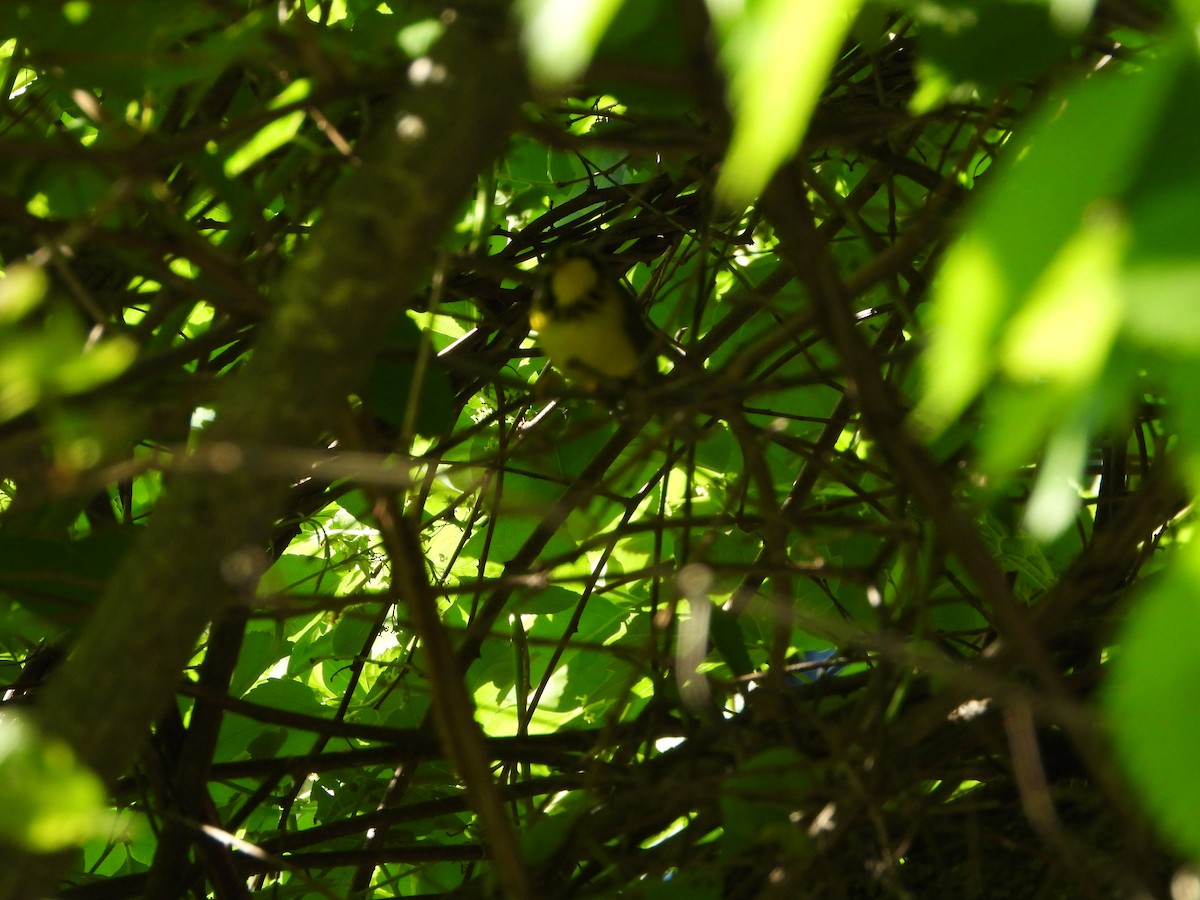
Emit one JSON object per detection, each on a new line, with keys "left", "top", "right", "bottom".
{"left": 714, "top": 0, "right": 864, "bottom": 205}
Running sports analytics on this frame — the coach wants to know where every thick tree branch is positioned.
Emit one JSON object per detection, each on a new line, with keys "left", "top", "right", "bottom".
{"left": 0, "top": 8, "right": 528, "bottom": 897}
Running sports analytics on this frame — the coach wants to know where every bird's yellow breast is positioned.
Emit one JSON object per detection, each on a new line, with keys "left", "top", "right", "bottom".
{"left": 531, "top": 292, "right": 643, "bottom": 381}
{"left": 530, "top": 252, "right": 655, "bottom": 384}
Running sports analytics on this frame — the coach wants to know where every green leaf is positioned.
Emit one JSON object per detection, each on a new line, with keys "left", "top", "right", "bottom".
{"left": 242, "top": 677, "right": 325, "bottom": 717}
{"left": 919, "top": 53, "right": 1176, "bottom": 430}
{"left": 915, "top": 41, "right": 1200, "bottom": 534}
{"left": 511, "top": 584, "right": 579, "bottom": 615}
{"left": 0, "top": 305, "right": 135, "bottom": 422}
{"left": 0, "top": 530, "right": 137, "bottom": 622}
{"left": 0, "top": 713, "right": 113, "bottom": 851}
{"left": 1106, "top": 546, "right": 1200, "bottom": 860}
{"left": 224, "top": 79, "right": 311, "bottom": 177}
{"left": 720, "top": 746, "right": 813, "bottom": 859}
{"left": 518, "top": 0, "right": 629, "bottom": 86}
{"left": 1121, "top": 58, "right": 1200, "bottom": 352}
{"left": 710, "top": 607, "right": 754, "bottom": 677}
{"left": 1020, "top": 406, "right": 1092, "bottom": 540}
{"left": 0, "top": 264, "right": 48, "bottom": 323}
{"left": 997, "top": 207, "right": 1122, "bottom": 386}
{"left": 229, "top": 629, "right": 292, "bottom": 698}
{"left": 521, "top": 791, "right": 589, "bottom": 864}
{"left": 0, "top": 0, "right": 223, "bottom": 97}
{"left": 919, "top": 2, "right": 1073, "bottom": 91}
{"left": 913, "top": 44, "right": 1200, "bottom": 544}
{"left": 259, "top": 552, "right": 330, "bottom": 596}
{"left": 714, "top": 0, "right": 864, "bottom": 205}
{"left": 365, "top": 315, "right": 455, "bottom": 437}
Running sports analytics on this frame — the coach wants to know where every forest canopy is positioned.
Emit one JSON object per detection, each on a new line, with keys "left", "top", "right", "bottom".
{"left": 1, "top": 0, "right": 1198, "bottom": 898}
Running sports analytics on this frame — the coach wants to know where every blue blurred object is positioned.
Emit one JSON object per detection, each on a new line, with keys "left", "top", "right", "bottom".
{"left": 786, "top": 648, "right": 843, "bottom": 685}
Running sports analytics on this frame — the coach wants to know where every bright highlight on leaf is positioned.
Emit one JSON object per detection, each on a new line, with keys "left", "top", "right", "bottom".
{"left": 921, "top": 197, "right": 1124, "bottom": 540}
{"left": 712, "top": 0, "right": 864, "bottom": 205}
{"left": 1021, "top": 410, "right": 1090, "bottom": 541}
{"left": 918, "top": 52, "right": 1175, "bottom": 434}
{"left": 0, "top": 713, "right": 113, "bottom": 851}
{"left": 0, "top": 264, "right": 48, "bottom": 323}
{"left": 517, "top": 0, "right": 628, "bottom": 87}
{"left": 0, "top": 302, "right": 137, "bottom": 423}
{"left": 917, "top": 234, "right": 1006, "bottom": 430}
{"left": 62, "top": 1, "right": 92, "bottom": 25}
{"left": 915, "top": 45, "right": 1193, "bottom": 541}
{"left": 225, "top": 79, "right": 312, "bottom": 177}
{"left": 999, "top": 203, "right": 1123, "bottom": 385}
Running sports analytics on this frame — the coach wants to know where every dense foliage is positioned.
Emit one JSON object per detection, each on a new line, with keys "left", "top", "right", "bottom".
{"left": 1, "top": 0, "right": 1198, "bottom": 897}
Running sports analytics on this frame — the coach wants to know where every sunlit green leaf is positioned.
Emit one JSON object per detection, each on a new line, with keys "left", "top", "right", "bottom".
{"left": 224, "top": 79, "right": 312, "bottom": 177}
{"left": 0, "top": 713, "right": 113, "bottom": 851}
{"left": 518, "top": 0, "right": 629, "bottom": 86}
{"left": 1021, "top": 408, "right": 1091, "bottom": 540}
{"left": 714, "top": 0, "right": 864, "bottom": 205}
{"left": 0, "top": 264, "right": 48, "bottom": 323}
{"left": 919, "top": 52, "right": 1176, "bottom": 431}
{"left": 998, "top": 205, "right": 1122, "bottom": 386}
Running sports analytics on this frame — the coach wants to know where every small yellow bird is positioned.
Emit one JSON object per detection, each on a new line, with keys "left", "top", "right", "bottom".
{"left": 528, "top": 249, "right": 660, "bottom": 386}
